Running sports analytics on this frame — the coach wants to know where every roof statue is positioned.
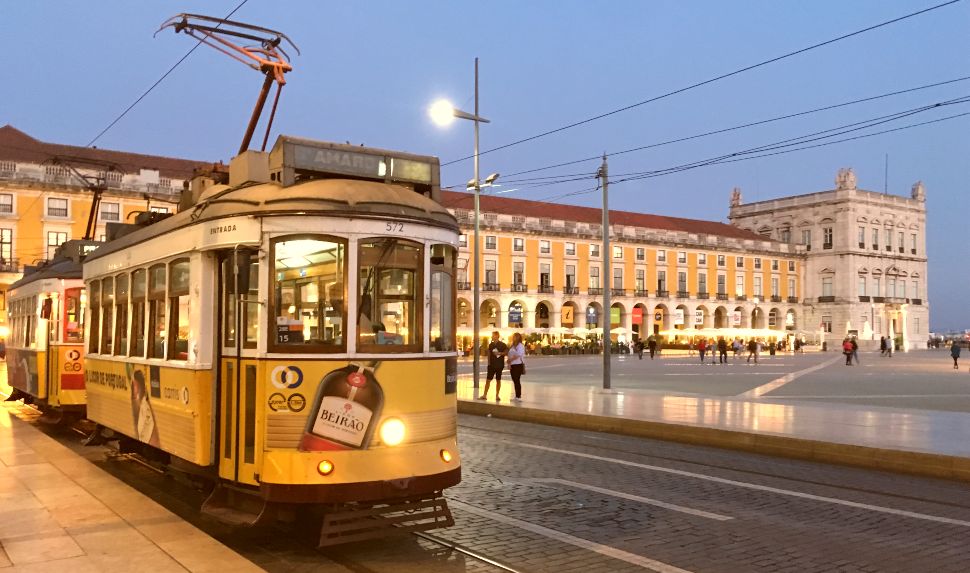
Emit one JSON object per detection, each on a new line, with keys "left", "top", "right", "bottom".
{"left": 911, "top": 180, "right": 926, "bottom": 201}
{"left": 730, "top": 186, "right": 742, "bottom": 207}
{"left": 835, "top": 167, "right": 857, "bottom": 190}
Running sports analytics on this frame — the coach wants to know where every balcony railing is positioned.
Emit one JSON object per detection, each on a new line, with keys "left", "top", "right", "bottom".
{"left": 823, "top": 243, "right": 833, "bottom": 250}
{"left": 787, "top": 296, "right": 799, "bottom": 303}
{"left": 611, "top": 288, "right": 627, "bottom": 297}
{"left": 873, "top": 244, "right": 879, "bottom": 250}
{"left": 0, "top": 259, "right": 20, "bottom": 273}
{"left": 457, "top": 281, "right": 471, "bottom": 290}
{"left": 911, "top": 248, "right": 917, "bottom": 255}
{"left": 676, "top": 290, "right": 690, "bottom": 299}
{"left": 858, "top": 242, "right": 865, "bottom": 249}
{"left": 482, "top": 282, "right": 500, "bottom": 292}
{"left": 770, "top": 295, "right": 782, "bottom": 302}
{"left": 588, "top": 288, "right": 603, "bottom": 296}
{"left": 899, "top": 247, "right": 905, "bottom": 253}
{"left": 564, "top": 286, "right": 579, "bottom": 295}
{"left": 716, "top": 293, "right": 728, "bottom": 301}
{"left": 734, "top": 295, "right": 746, "bottom": 301}
{"left": 656, "top": 290, "right": 669, "bottom": 298}
{"left": 872, "top": 296, "right": 885, "bottom": 303}
{"left": 858, "top": 295, "right": 870, "bottom": 302}
{"left": 886, "top": 246, "right": 892, "bottom": 252}
{"left": 911, "top": 298, "right": 922, "bottom": 305}
{"left": 511, "top": 283, "right": 528, "bottom": 293}
{"left": 817, "top": 296, "right": 835, "bottom": 303}
{"left": 538, "top": 285, "right": 554, "bottom": 294}
{"left": 696, "top": 291, "right": 709, "bottom": 300}
{"left": 634, "top": 289, "right": 649, "bottom": 297}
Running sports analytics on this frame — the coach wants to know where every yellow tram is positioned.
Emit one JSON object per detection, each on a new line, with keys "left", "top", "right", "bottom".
{"left": 3, "top": 241, "right": 96, "bottom": 414}
{"left": 82, "top": 137, "right": 461, "bottom": 543}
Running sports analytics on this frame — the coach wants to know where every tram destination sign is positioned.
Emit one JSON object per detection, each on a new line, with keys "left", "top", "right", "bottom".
{"left": 276, "top": 138, "right": 435, "bottom": 185}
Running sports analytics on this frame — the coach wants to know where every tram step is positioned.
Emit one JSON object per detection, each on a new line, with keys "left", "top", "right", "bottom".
{"left": 319, "top": 493, "right": 454, "bottom": 547}
{"left": 201, "top": 484, "right": 270, "bottom": 527}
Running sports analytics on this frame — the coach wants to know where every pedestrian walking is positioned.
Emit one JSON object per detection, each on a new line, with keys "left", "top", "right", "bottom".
{"left": 697, "top": 338, "right": 707, "bottom": 363}
{"left": 478, "top": 331, "right": 508, "bottom": 401}
{"left": 951, "top": 342, "right": 961, "bottom": 370}
{"left": 733, "top": 338, "right": 743, "bottom": 359}
{"left": 879, "top": 336, "right": 887, "bottom": 357}
{"left": 718, "top": 337, "right": 728, "bottom": 364}
{"left": 635, "top": 339, "right": 644, "bottom": 360}
{"left": 507, "top": 332, "right": 526, "bottom": 401}
{"left": 887, "top": 337, "right": 893, "bottom": 358}
{"left": 648, "top": 335, "right": 657, "bottom": 360}
{"left": 850, "top": 338, "right": 860, "bottom": 365}
{"left": 746, "top": 339, "right": 757, "bottom": 364}
{"left": 843, "top": 338, "right": 854, "bottom": 365}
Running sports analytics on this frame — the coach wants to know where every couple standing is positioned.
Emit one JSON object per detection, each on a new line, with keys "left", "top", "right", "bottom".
{"left": 478, "top": 331, "right": 525, "bottom": 402}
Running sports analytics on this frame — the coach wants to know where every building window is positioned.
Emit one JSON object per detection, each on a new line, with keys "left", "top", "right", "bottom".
{"left": 0, "top": 194, "right": 12, "bottom": 214}
{"left": 910, "top": 233, "right": 917, "bottom": 253}
{"left": 821, "top": 315, "right": 833, "bottom": 333}
{"left": 565, "top": 242, "right": 576, "bottom": 256}
{"left": 698, "top": 272, "right": 707, "bottom": 294}
{"left": 657, "top": 249, "right": 666, "bottom": 263}
{"left": 590, "top": 244, "right": 600, "bottom": 258}
{"left": 780, "top": 228, "right": 791, "bottom": 243}
{"left": 677, "top": 271, "right": 687, "bottom": 293}
{"left": 801, "top": 229, "right": 811, "bottom": 247}
{"left": 858, "top": 276, "right": 866, "bottom": 296}
{"left": 513, "top": 261, "right": 524, "bottom": 286}
{"left": 822, "top": 227, "right": 833, "bottom": 249}
{"left": 788, "top": 278, "right": 795, "bottom": 297}
{"left": 613, "top": 267, "right": 623, "bottom": 289}
{"left": 513, "top": 237, "right": 524, "bottom": 252}
{"left": 753, "top": 276, "right": 762, "bottom": 297}
{"left": 484, "top": 260, "right": 496, "bottom": 284}
{"left": 100, "top": 202, "right": 120, "bottom": 222}
{"left": 540, "top": 263, "right": 551, "bottom": 287}
{"left": 771, "top": 259, "right": 779, "bottom": 271}
{"left": 459, "top": 234, "right": 467, "bottom": 248}
{"left": 912, "top": 280, "right": 919, "bottom": 299}
{"left": 47, "top": 231, "right": 67, "bottom": 259}
{"left": 887, "top": 278, "right": 896, "bottom": 297}
{"left": 589, "top": 266, "right": 600, "bottom": 288}
{"left": 873, "top": 277, "right": 881, "bottom": 297}
{"left": 898, "top": 231, "right": 904, "bottom": 252}
{"left": 754, "top": 257, "right": 762, "bottom": 270}
{"left": 872, "top": 228, "right": 879, "bottom": 249}
{"left": 636, "top": 269, "right": 645, "bottom": 291}
{"left": 717, "top": 255, "right": 725, "bottom": 267}
{"left": 886, "top": 231, "right": 892, "bottom": 249}
{"left": 636, "top": 247, "right": 644, "bottom": 261}
{"left": 698, "top": 253, "right": 707, "bottom": 265}
{"left": 736, "top": 256, "right": 744, "bottom": 268}
{"left": 735, "top": 275, "right": 744, "bottom": 297}
{"left": 149, "top": 206, "right": 169, "bottom": 214}
{"left": 717, "top": 274, "right": 726, "bottom": 294}
{"left": 771, "top": 277, "right": 779, "bottom": 297}
{"left": 657, "top": 270, "right": 666, "bottom": 292}
{"left": 677, "top": 251, "right": 687, "bottom": 264}
{"left": 47, "top": 198, "right": 68, "bottom": 218}
{"left": 540, "top": 240, "right": 550, "bottom": 254}
{"left": 822, "top": 276, "right": 833, "bottom": 297}
{"left": 485, "top": 236, "right": 497, "bottom": 250}
{"left": 858, "top": 226, "right": 865, "bottom": 247}
{"left": 0, "top": 229, "right": 11, "bottom": 263}
{"left": 565, "top": 265, "right": 576, "bottom": 289}
{"left": 457, "top": 258, "right": 468, "bottom": 284}
{"left": 613, "top": 245, "right": 623, "bottom": 259}
{"left": 788, "top": 261, "right": 795, "bottom": 272}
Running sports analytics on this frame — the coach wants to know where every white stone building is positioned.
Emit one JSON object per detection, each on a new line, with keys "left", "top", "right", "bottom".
{"left": 728, "top": 168, "right": 929, "bottom": 351}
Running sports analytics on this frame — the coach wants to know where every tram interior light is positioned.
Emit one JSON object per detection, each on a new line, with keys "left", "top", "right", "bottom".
{"left": 380, "top": 418, "right": 406, "bottom": 446}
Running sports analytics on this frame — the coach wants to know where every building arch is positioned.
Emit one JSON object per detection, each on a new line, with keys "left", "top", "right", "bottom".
{"left": 652, "top": 303, "right": 670, "bottom": 334}
{"left": 560, "top": 301, "right": 580, "bottom": 329}
{"left": 768, "top": 307, "right": 782, "bottom": 330}
{"left": 535, "top": 300, "right": 554, "bottom": 328}
{"left": 674, "top": 303, "right": 690, "bottom": 331}
{"left": 585, "top": 302, "right": 604, "bottom": 328}
{"left": 785, "top": 308, "right": 798, "bottom": 331}
{"left": 507, "top": 299, "right": 527, "bottom": 328}
{"left": 457, "top": 297, "right": 471, "bottom": 328}
{"left": 632, "top": 303, "right": 648, "bottom": 341}
{"left": 751, "top": 307, "right": 766, "bottom": 329}
{"left": 734, "top": 305, "right": 749, "bottom": 328}
{"left": 480, "top": 298, "right": 501, "bottom": 328}
{"left": 610, "top": 302, "right": 625, "bottom": 329}
{"left": 714, "top": 306, "right": 729, "bottom": 329}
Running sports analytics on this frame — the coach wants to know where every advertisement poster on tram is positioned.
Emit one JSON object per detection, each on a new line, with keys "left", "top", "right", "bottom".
{"left": 7, "top": 348, "right": 39, "bottom": 396}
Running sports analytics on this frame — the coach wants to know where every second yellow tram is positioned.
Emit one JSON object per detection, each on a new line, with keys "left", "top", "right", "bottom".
{"left": 82, "top": 137, "right": 461, "bottom": 543}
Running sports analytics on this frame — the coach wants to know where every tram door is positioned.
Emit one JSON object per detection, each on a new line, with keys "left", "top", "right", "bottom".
{"left": 216, "top": 250, "right": 261, "bottom": 485}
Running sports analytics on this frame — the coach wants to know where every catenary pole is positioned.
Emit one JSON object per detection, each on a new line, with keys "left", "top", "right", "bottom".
{"left": 600, "top": 154, "right": 611, "bottom": 390}
{"left": 472, "top": 57, "right": 482, "bottom": 389}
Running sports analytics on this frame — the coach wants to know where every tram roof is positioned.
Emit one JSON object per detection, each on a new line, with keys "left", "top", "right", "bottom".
{"left": 85, "top": 178, "right": 458, "bottom": 262}
{"left": 8, "top": 240, "right": 100, "bottom": 290}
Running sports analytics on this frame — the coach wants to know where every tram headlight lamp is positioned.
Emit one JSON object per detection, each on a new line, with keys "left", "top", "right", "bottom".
{"left": 317, "top": 460, "right": 334, "bottom": 476}
{"left": 439, "top": 449, "right": 453, "bottom": 463}
{"left": 379, "top": 417, "right": 406, "bottom": 446}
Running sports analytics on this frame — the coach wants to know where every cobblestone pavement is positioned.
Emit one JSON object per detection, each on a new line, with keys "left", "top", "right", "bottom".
{"left": 458, "top": 350, "right": 970, "bottom": 412}
{"left": 431, "top": 414, "right": 970, "bottom": 572}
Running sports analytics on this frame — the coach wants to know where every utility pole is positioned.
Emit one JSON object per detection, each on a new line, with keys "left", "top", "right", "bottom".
{"left": 599, "top": 154, "right": 611, "bottom": 390}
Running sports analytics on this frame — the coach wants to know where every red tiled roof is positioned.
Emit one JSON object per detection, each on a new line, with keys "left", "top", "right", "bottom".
{"left": 0, "top": 125, "right": 210, "bottom": 180}
{"left": 441, "top": 190, "right": 766, "bottom": 241}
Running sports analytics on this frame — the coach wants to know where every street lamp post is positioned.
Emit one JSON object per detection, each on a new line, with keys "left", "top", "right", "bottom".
{"left": 430, "top": 57, "right": 494, "bottom": 389}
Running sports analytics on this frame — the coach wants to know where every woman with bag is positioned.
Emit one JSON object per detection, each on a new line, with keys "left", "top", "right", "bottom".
{"left": 507, "top": 332, "right": 526, "bottom": 402}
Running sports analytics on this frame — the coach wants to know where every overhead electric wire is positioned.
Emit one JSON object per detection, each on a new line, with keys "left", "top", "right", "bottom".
{"left": 85, "top": 0, "right": 250, "bottom": 148}
{"left": 441, "top": 0, "right": 963, "bottom": 168}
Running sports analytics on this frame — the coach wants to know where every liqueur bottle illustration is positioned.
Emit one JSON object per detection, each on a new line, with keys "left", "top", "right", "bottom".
{"left": 299, "top": 362, "right": 384, "bottom": 451}
{"left": 128, "top": 364, "right": 161, "bottom": 447}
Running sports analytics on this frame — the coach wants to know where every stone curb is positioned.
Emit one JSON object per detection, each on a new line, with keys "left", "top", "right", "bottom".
{"left": 458, "top": 400, "right": 970, "bottom": 483}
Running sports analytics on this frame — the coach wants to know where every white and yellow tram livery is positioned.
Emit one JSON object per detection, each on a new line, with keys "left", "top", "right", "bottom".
{"left": 4, "top": 241, "right": 95, "bottom": 414}
{"left": 82, "top": 137, "right": 460, "bottom": 543}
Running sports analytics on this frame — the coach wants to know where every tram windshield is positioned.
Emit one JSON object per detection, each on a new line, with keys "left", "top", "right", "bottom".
{"left": 357, "top": 238, "right": 422, "bottom": 352}
{"left": 272, "top": 236, "right": 346, "bottom": 351}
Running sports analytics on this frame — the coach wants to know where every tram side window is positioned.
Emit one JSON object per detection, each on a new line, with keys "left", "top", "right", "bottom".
{"left": 271, "top": 236, "right": 346, "bottom": 352}
{"left": 358, "top": 238, "right": 422, "bottom": 352}
{"left": 100, "top": 277, "right": 114, "bottom": 354}
{"left": 168, "top": 259, "right": 190, "bottom": 360}
{"left": 148, "top": 264, "right": 166, "bottom": 358}
{"left": 130, "top": 269, "right": 146, "bottom": 357}
{"left": 64, "top": 288, "right": 84, "bottom": 343}
{"left": 88, "top": 281, "right": 100, "bottom": 353}
{"left": 114, "top": 274, "right": 129, "bottom": 356}
{"left": 430, "top": 244, "right": 456, "bottom": 352}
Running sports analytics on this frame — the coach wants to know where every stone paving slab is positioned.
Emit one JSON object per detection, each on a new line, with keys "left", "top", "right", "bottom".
{"left": 0, "top": 403, "right": 263, "bottom": 572}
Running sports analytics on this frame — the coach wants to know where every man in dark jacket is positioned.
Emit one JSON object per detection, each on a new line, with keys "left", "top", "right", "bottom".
{"left": 718, "top": 337, "right": 728, "bottom": 364}
{"left": 478, "top": 331, "right": 508, "bottom": 401}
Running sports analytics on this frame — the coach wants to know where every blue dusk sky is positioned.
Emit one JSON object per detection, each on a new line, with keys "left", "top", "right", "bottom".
{"left": 2, "top": 1, "right": 967, "bottom": 330}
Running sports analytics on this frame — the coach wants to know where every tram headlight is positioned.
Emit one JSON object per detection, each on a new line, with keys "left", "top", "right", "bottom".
{"left": 379, "top": 418, "right": 406, "bottom": 446}
{"left": 317, "top": 460, "right": 335, "bottom": 476}
{"left": 439, "top": 449, "right": 453, "bottom": 463}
